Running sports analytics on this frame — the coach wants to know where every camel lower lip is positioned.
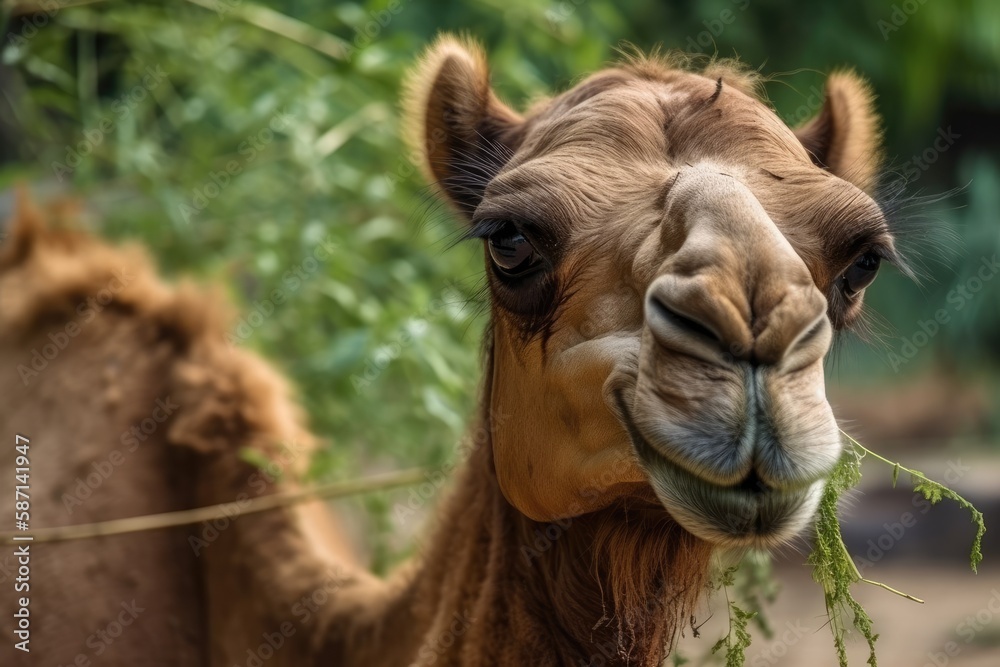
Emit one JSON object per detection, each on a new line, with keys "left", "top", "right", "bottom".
{"left": 639, "top": 447, "right": 821, "bottom": 548}
{"left": 612, "top": 390, "right": 821, "bottom": 548}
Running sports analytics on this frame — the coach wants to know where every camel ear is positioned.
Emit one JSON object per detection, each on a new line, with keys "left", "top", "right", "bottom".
{"left": 403, "top": 35, "right": 524, "bottom": 219}
{"left": 793, "top": 72, "right": 882, "bottom": 193}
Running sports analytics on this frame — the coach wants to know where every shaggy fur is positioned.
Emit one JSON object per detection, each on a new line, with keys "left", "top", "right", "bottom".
{"left": 0, "top": 36, "right": 892, "bottom": 667}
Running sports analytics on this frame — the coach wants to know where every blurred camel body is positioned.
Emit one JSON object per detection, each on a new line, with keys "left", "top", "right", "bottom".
{"left": 1, "top": 34, "right": 898, "bottom": 666}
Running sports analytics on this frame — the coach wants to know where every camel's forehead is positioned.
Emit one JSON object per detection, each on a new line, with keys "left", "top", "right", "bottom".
{"left": 514, "top": 77, "right": 677, "bottom": 161}
{"left": 516, "top": 70, "right": 797, "bottom": 160}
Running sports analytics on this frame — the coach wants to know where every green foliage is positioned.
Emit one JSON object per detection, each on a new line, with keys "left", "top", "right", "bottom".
{"left": 0, "top": 0, "right": 995, "bottom": 583}
{"left": 702, "top": 430, "right": 987, "bottom": 667}
{"left": 809, "top": 446, "right": 879, "bottom": 667}
{"left": 843, "top": 433, "right": 986, "bottom": 574}
{"left": 733, "top": 553, "right": 779, "bottom": 639}
{"left": 911, "top": 478, "right": 985, "bottom": 572}
{"left": 2, "top": 0, "right": 500, "bottom": 568}
{"left": 804, "top": 434, "right": 988, "bottom": 667}
{"left": 711, "top": 595, "right": 757, "bottom": 667}
{"left": 0, "top": 5, "right": 991, "bottom": 665}
{"left": 876, "top": 446, "right": 985, "bottom": 574}
{"left": 710, "top": 565, "right": 758, "bottom": 667}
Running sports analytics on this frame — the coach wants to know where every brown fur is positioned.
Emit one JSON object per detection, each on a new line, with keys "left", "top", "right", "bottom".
{"left": 794, "top": 72, "right": 883, "bottom": 193}
{"left": 0, "top": 196, "right": 208, "bottom": 665}
{"left": 1, "top": 36, "right": 893, "bottom": 667}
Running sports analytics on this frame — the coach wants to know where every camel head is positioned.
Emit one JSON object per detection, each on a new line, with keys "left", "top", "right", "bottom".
{"left": 405, "top": 37, "right": 897, "bottom": 549}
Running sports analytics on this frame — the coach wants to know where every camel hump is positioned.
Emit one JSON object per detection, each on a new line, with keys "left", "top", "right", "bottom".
{"left": 0, "top": 195, "right": 348, "bottom": 666}
{"left": 0, "top": 194, "right": 208, "bottom": 665}
{"left": 0, "top": 193, "right": 317, "bottom": 461}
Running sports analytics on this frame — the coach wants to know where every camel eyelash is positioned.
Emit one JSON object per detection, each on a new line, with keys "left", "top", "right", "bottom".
{"left": 464, "top": 216, "right": 553, "bottom": 246}
{"left": 464, "top": 217, "right": 515, "bottom": 241}
{"left": 870, "top": 173, "right": 964, "bottom": 285}
{"left": 860, "top": 241, "right": 897, "bottom": 268}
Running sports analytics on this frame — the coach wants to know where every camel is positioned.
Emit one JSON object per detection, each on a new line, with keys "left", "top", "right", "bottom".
{"left": 0, "top": 35, "right": 898, "bottom": 666}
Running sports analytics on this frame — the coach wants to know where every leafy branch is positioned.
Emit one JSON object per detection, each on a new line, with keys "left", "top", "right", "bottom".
{"left": 808, "top": 445, "right": 881, "bottom": 667}
{"left": 805, "top": 431, "right": 988, "bottom": 667}
{"left": 842, "top": 431, "right": 986, "bottom": 573}
{"left": 712, "top": 566, "right": 757, "bottom": 667}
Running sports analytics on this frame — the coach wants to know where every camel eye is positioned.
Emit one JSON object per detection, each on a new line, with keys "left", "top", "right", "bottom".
{"left": 842, "top": 252, "right": 881, "bottom": 295}
{"left": 488, "top": 223, "right": 540, "bottom": 278}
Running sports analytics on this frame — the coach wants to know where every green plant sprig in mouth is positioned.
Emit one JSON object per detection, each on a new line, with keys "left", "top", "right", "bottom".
{"left": 842, "top": 431, "right": 986, "bottom": 574}
{"left": 708, "top": 430, "right": 987, "bottom": 667}
{"left": 809, "top": 430, "right": 986, "bottom": 667}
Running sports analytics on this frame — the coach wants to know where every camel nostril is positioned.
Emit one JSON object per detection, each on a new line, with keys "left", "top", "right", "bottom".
{"left": 648, "top": 295, "right": 721, "bottom": 344}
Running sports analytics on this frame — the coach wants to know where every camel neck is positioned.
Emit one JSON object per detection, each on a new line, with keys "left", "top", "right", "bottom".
{"left": 391, "top": 411, "right": 713, "bottom": 666}
{"left": 196, "top": 337, "right": 712, "bottom": 666}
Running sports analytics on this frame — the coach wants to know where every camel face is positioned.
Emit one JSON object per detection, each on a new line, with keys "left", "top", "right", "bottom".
{"left": 406, "top": 38, "right": 895, "bottom": 548}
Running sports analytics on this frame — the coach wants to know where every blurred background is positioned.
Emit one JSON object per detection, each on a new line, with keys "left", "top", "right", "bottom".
{"left": 1, "top": 0, "right": 997, "bottom": 664}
